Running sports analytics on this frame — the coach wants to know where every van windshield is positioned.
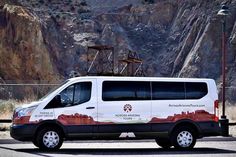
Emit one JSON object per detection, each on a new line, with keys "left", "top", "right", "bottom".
{"left": 39, "top": 80, "right": 69, "bottom": 101}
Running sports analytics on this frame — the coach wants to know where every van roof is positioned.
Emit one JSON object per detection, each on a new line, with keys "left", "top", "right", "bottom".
{"left": 68, "top": 76, "right": 214, "bottom": 82}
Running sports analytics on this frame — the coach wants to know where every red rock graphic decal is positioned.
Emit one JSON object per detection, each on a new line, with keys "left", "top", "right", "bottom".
{"left": 57, "top": 110, "right": 216, "bottom": 125}
{"left": 149, "top": 110, "right": 216, "bottom": 123}
{"left": 13, "top": 116, "right": 31, "bottom": 125}
{"left": 58, "top": 113, "right": 114, "bottom": 125}
{"left": 13, "top": 116, "right": 42, "bottom": 125}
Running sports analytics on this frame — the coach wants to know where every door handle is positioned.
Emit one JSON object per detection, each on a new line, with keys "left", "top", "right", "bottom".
{"left": 86, "top": 107, "right": 95, "bottom": 109}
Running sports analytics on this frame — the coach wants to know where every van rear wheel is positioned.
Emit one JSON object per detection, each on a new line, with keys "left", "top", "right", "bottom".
{"left": 155, "top": 138, "right": 172, "bottom": 149}
{"left": 36, "top": 127, "right": 63, "bottom": 150}
{"left": 171, "top": 126, "right": 196, "bottom": 149}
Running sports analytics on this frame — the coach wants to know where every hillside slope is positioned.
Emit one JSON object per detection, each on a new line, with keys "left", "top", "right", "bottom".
{"left": 0, "top": 0, "right": 236, "bottom": 102}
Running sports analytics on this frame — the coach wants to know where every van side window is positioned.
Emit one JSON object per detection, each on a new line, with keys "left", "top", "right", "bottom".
{"left": 60, "top": 84, "right": 74, "bottom": 105}
{"left": 45, "top": 82, "right": 92, "bottom": 109}
{"left": 185, "top": 82, "right": 208, "bottom": 99}
{"left": 102, "top": 81, "right": 151, "bottom": 101}
{"left": 74, "top": 82, "right": 91, "bottom": 104}
{"left": 152, "top": 82, "right": 185, "bottom": 100}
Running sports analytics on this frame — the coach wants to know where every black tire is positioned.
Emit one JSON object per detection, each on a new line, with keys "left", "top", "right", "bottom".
{"left": 155, "top": 138, "right": 172, "bottom": 149}
{"left": 171, "top": 126, "right": 196, "bottom": 150}
{"left": 36, "top": 127, "right": 63, "bottom": 150}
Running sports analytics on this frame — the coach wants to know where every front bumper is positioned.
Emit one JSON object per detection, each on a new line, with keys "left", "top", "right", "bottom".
{"left": 10, "top": 124, "right": 37, "bottom": 141}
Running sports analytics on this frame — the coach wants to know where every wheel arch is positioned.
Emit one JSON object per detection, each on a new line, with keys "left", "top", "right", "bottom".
{"left": 169, "top": 119, "right": 201, "bottom": 138}
{"left": 34, "top": 120, "right": 66, "bottom": 138}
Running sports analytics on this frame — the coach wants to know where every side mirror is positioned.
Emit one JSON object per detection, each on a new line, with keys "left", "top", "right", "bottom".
{"left": 54, "top": 94, "right": 62, "bottom": 104}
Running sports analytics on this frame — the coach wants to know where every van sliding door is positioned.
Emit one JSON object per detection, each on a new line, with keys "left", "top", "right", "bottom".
{"left": 97, "top": 80, "right": 152, "bottom": 137}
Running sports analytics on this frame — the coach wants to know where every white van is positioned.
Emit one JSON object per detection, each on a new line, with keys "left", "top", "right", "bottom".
{"left": 10, "top": 76, "right": 221, "bottom": 150}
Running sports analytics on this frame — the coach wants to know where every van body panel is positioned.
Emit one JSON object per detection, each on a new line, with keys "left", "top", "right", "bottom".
{"left": 10, "top": 76, "right": 221, "bottom": 143}
{"left": 10, "top": 121, "right": 220, "bottom": 141}
{"left": 97, "top": 78, "right": 152, "bottom": 133}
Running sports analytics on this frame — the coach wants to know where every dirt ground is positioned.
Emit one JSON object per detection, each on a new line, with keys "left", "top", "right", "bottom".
{"left": 0, "top": 131, "right": 11, "bottom": 139}
{"left": 230, "top": 126, "right": 236, "bottom": 136}
{"left": 221, "top": 105, "right": 236, "bottom": 136}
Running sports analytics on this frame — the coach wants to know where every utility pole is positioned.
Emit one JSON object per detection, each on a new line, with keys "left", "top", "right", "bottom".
{"left": 217, "top": 4, "right": 230, "bottom": 137}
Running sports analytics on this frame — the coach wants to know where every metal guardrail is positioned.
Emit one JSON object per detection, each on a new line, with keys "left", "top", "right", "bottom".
{"left": 228, "top": 122, "right": 236, "bottom": 126}
{"left": 0, "top": 83, "right": 60, "bottom": 100}
{"left": 0, "top": 119, "right": 12, "bottom": 123}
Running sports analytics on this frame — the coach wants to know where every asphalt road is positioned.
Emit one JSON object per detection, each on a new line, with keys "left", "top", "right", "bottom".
{"left": 0, "top": 138, "right": 236, "bottom": 157}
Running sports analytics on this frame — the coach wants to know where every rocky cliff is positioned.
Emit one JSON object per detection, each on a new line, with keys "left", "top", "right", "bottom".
{"left": 0, "top": 0, "right": 236, "bottom": 102}
{"left": 0, "top": 3, "right": 60, "bottom": 82}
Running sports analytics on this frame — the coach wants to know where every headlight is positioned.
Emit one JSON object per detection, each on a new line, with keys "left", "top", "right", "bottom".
{"left": 17, "top": 106, "right": 37, "bottom": 118}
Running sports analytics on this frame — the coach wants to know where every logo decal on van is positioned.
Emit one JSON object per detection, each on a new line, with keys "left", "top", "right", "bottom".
{"left": 124, "top": 104, "right": 132, "bottom": 113}
{"left": 119, "top": 132, "right": 136, "bottom": 138}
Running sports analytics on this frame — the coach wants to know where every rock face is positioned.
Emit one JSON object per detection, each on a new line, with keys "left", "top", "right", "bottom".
{"left": 0, "top": 4, "right": 60, "bottom": 82}
{"left": 0, "top": 0, "right": 236, "bottom": 102}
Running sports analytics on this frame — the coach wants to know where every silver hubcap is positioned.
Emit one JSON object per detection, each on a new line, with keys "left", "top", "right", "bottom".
{"left": 177, "top": 131, "right": 193, "bottom": 147}
{"left": 43, "top": 131, "right": 59, "bottom": 148}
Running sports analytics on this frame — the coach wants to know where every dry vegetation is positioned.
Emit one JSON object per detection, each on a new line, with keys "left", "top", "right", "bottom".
{"left": 0, "top": 100, "right": 20, "bottom": 119}
{"left": 0, "top": 99, "right": 34, "bottom": 131}
{"left": 0, "top": 99, "right": 35, "bottom": 119}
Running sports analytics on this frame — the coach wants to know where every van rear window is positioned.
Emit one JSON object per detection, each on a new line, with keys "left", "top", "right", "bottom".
{"left": 102, "top": 81, "right": 151, "bottom": 101}
{"left": 102, "top": 81, "right": 208, "bottom": 101}
{"left": 152, "top": 82, "right": 185, "bottom": 100}
{"left": 185, "top": 82, "right": 208, "bottom": 99}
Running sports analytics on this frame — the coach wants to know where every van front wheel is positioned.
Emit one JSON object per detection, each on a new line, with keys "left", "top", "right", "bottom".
{"left": 36, "top": 127, "right": 63, "bottom": 150}
{"left": 171, "top": 126, "right": 196, "bottom": 149}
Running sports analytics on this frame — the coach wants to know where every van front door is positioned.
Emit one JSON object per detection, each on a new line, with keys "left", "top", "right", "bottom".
{"left": 97, "top": 80, "right": 152, "bottom": 138}
{"left": 50, "top": 79, "right": 97, "bottom": 137}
